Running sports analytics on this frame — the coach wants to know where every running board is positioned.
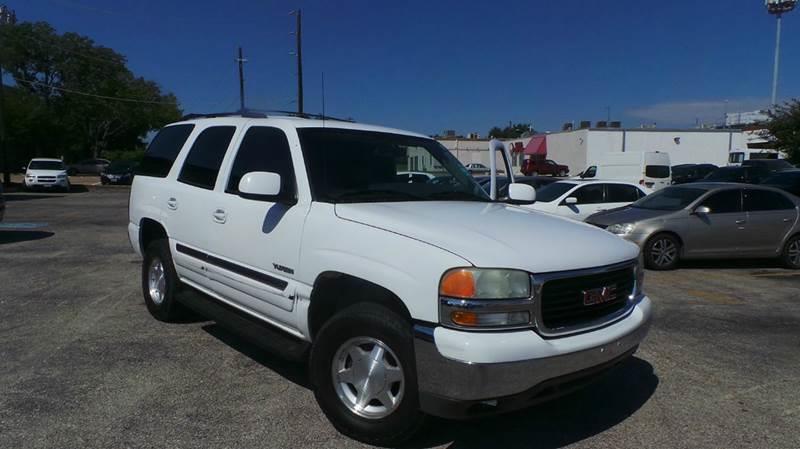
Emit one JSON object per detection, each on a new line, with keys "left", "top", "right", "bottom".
{"left": 177, "top": 287, "right": 310, "bottom": 363}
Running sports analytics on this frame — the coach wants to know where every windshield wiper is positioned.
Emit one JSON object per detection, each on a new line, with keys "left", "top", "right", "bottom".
{"left": 331, "top": 189, "right": 427, "bottom": 203}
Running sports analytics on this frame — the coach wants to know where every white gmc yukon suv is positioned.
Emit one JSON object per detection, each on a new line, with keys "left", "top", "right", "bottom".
{"left": 128, "top": 113, "right": 652, "bottom": 445}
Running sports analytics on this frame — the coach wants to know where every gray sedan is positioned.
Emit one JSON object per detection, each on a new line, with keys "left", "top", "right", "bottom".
{"left": 586, "top": 183, "right": 800, "bottom": 270}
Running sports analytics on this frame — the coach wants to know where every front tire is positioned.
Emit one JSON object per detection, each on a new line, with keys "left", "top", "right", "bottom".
{"left": 781, "top": 234, "right": 800, "bottom": 269}
{"left": 141, "top": 239, "right": 186, "bottom": 321}
{"left": 531, "top": 171, "right": 539, "bottom": 176}
{"left": 310, "top": 304, "right": 424, "bottom": 446}
{"left": 644, "top": 233, "right": 680, "bottom": 270}
{"left": 558, "top": 169, "right": 566, "bottom": 177}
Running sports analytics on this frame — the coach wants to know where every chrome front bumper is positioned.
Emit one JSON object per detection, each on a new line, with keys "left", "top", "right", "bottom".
{"left": 413, "top": 296, "right": 652, "bottom": 418}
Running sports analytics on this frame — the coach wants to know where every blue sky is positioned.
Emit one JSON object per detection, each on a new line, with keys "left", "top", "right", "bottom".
{"left": 17, "top": 0, "right": 800, "bottom": 135}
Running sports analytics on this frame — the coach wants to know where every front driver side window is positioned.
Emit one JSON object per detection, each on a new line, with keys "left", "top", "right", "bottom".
{"left": 700, "top": 189, "right": 742, "bottom": 214}
{"left": 226, "top": 126, "right": 296, "bottom": 200}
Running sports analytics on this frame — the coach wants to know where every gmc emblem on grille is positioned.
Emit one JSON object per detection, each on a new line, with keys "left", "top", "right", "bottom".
{"left": 582, "top": 285, "right": 617, "bottom": 306}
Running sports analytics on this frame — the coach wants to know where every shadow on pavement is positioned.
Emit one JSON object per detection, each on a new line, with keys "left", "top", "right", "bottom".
{"left": 3, "top": 193, "right": 64, "bottom": 202}
{"left": 676, "top": 258, "right": 783, "bottom": 270}
{"left": 404, "top": 357, "right": 658, "bottom": 449}
{"left": 0, "top": 230, "right": 54, "bottom": 244}
{"left": 202, "top": 323, "right": 311, "bottom": 389}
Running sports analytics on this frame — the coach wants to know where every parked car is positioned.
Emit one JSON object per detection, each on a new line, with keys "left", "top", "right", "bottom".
{"left": 671, "top": 164, "right": 717, "bottom": 184}
{"left": 478, "top": 175, "right": 558, "bottom": 198}
{"left": 0, "top": 183, "right": 5, "bottom": 222}
{"left": 579, "top": 152, "right": 671, "bottom": 190}
{"left": 129, "top": 114, "right": 651, "bottom": 445}
{"left": 100, "top": 161, "right": 139, "bottom": 185}
{"left": 703, "top": 165, "right": 770, "bottom": 184}
{"left": 586, "top": 183, "right": 800, "bottom": 270}
{"left": 464, "top": 162, "right": 490, "bottom": 175}
{"left": 761, "top": 170, "right": 800, "bottom": 197}
{"left": 521, "top": 158, "right": 569, "bottom": 177}
{"left": 741, "top": 159, "right": 795, "bottom": 173}
{"left": 524, "top": 180, "right": 649, "bottom": 221}
{"left": 68, "top": 158, "right": 110, "bottom": 175}
{"left": 24, "top": 158, "right": 70, "bottom": 192}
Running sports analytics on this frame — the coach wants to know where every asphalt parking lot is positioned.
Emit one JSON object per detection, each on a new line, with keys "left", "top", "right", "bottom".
{"left": 1, "top": 189, "right": 799, "bottom": 449}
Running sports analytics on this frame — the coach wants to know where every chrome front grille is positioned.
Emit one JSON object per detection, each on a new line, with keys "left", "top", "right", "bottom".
{"left": 532, "top": 260, "right": 637, "bottom": 336}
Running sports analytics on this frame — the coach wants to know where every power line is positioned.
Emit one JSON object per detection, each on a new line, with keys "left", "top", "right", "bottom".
{"left": 12, "top": 77, "right": 177, "bottom": 105}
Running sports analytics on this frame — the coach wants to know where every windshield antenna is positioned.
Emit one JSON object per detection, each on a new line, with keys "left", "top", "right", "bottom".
{"left": 321, "top": 71, "right": 326, "bottom": 127}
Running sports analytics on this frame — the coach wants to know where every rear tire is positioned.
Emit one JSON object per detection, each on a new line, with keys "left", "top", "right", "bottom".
{"left": 644, "top": 233, "right": 680, "bottom": 270}
{"left": 141, "top": 239, "right": 186, "bottom": 321}
{"left": 781, "top": 234, "right": 800, "bottom": 270}
{"left": 531, "top": 171, "right": 539, "bottom": 176}
{"left": 310, "top": 303, "right": 424, "bottom": 446}
{"left": 558, "top": 170, "right": 566, "bottom": 177}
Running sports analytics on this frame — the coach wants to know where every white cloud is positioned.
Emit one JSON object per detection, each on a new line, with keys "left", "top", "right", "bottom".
{"left": 627, "top": 98, "right": 769, "bottom": 127}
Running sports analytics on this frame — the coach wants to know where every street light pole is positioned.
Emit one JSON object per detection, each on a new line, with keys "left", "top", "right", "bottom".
{"left": 290, "top": 9, "right": 303, "bottom": 115}
{"left": 0, "top": 4, "right": 16, "bottom": 186}
{"left": 765, "top": 0, "right": 797, "bottom": 107}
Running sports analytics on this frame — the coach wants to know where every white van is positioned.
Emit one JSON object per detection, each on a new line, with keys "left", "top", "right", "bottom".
{"left": 579, "top": 151, "right": 671, "bottom": 190}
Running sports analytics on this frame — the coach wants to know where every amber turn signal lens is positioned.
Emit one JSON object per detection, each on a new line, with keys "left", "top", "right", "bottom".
{"left": 439, "top": 269, "right": 476, "bottom": 298}
{"left": 450, "top": 311, "right": 479, "bottom": 326}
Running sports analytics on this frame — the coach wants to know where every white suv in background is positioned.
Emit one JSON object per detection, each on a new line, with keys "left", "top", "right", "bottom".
{"left": 128, "top": 112, "right": 652, "bottom": 445}
{"left": 24, "top": 158, "right": 70, "bottom": 192}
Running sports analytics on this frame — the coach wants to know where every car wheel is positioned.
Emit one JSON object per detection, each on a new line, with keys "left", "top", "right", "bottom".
{"left": 644, "top": 233, "right": 680, "bottom": 270}
{"left": 62, "top": 181, "right": 71, "bottom": 193}
{"left": 781, "top": 234, "right": 800, "bottom": 269}
{"left": 141, "top": 239, "right": 186, "bottom": 321}
{"left": 558, "top": 170, "right": 566, "bottom": 177}
{"left": 531, "top": 171, "right": 539, "bottom": 176}
{"left": 310, "top": 304, "right": 424, "bottom": 446}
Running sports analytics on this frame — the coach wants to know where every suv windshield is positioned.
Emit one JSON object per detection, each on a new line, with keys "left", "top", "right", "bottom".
{"left": 534, "top": 181, "right": 575, "bottom": 202}
{"left": 297, "top": 128, "right": 489, "bottom": 203}
{"left": 28, "top": 160, "right": 65, "bottom": 170}
{"left": 631, "top": 186, "right": 706, "bottom": 210}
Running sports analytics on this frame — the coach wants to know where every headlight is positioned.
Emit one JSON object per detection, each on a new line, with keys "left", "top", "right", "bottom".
{"left": 57, "top": 174, "right": 67, "bottom": 179}
{"left": 439, "top": 268, "right": 532, "bottom": 330}
{"left": 607, "top": 222, "right": 636, "bottom": 235}
{"left": 440, "top": 268, "right": 530, "bottom": 299}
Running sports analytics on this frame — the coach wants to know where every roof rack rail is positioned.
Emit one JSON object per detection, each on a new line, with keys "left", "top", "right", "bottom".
{"left": 180, "top": 110, "right": 268, "bottom": 120}
{"left": 247, "top": 109, "right": 356, "bottom": 123}
{"left": 180, "top": 109, "right": 355, "bottom": 123}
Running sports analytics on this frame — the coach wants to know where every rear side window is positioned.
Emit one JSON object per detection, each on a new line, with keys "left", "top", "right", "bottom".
{"left": 226, "top": 127, "right": 296, "bottom": 198}
{"left": 571, "top": 184, "right": 604, "bottom": 204}
{"left": 178, "top": 126, "right": 236, "bottom": 190}
{"left": 645, "top": 165, "right": 670, "bottom": 178}
{"left": 138, "top": 125, "right": 195, "bottom": 178}
{"left": 606, "top": 184, "right": 641, "bottom": 202}
{"left": 700, "top": 189, "right": 742, "bottom": 214}
{"left": 743, "top": 190, "right": 795, "bottom": 212}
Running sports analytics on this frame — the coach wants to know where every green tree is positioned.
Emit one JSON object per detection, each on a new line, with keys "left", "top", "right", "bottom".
{"left": 766, "top": 100, "right": 800, "bottom": 164}
{"left": 488, "top": 123, "right": 534, "bottom": 139}
{"left": 0, "top": 21, "right": 181, "bottom": 169}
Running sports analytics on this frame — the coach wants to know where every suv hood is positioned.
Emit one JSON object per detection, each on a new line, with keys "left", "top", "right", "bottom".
{"left": 335, "top": 202, "right": 639, "bottom": 273}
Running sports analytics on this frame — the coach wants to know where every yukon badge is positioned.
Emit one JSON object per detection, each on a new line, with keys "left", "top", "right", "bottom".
{"left": 582, "top": 285, "right": 617, "bottom": 306}
{"left": 273, "top": 263, "right": 295, "bottom": 275}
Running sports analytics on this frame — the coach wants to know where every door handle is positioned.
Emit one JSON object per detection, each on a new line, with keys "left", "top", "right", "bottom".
{"left": 735, "top": 219, "right": 746, "bottom": 225}
{"left": 783, "top": 218, "right": 792, "bottom": 223}
{"left": 167, "top": 197, "right": 178, "bottom": 210}
{"left": 212, "top": 209, "right": 227, "bottom": 224}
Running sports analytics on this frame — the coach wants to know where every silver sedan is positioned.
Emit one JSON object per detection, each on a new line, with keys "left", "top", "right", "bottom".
{"left": 586, "top": 183, "right": 800, "bottom": 270}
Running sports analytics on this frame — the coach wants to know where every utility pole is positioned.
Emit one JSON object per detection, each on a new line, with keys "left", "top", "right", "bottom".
{"left": 291, "top": 9, "right": 304, "bottom": 115}
{"left": 0, "top": 4, "right": 16, "bottom": 186}
{"left": 236, "top": 46, "right": 247, "bottom": 112}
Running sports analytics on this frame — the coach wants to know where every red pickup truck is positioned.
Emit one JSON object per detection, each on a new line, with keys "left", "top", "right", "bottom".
{"left": 521, "top": 159, "right": 569, "bottom": 176}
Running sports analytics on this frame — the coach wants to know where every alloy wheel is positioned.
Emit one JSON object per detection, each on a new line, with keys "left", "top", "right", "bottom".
{"left": 147, "top": 258, "right": 166, "bottom": 305}
{"left": 331, "top": 337, "right": 405, "bottom": 420}
{"left": 789, "top": 239, "right": 800, "bottom": 266}
{"left": 650, "top": 238, "right": 677, "bottom": 268}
